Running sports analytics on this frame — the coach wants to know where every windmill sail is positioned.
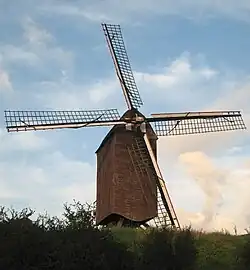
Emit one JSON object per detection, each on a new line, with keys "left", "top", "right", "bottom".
{"left": 5, "top": 109, "right": 123, "bottom": 132}
{"left": 148, "top": 110, "right": 246, "bottom": 136}
{"left": 129, "top": 131, "right": 180, "bottom": 228}
{"left": 142, "top": 133, "right": 180, "bottom": 228}
{"left": 102, "top": 23, "right": 143, "bottom": 110}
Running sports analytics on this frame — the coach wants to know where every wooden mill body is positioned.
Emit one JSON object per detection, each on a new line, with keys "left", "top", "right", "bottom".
{"left": 95, "top": 109, "right": 158, "bottom": 226}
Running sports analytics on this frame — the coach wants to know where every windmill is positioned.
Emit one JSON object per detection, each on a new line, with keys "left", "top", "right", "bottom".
{"left": 4, "top": 23, "right": 246, "bottom": 229}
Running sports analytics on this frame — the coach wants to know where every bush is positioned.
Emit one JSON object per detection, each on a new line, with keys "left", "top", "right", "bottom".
{"left": 238, "top": 234, "right": 250, "bottom": 270}
{"left": 194, "top": 231, "right": 246, "bottom": 270}
{"left": 173, "top": 227, "right": 197, "bottom": 270}
{"left": 0, "top": 203, "right": 133, "bottom": 270}
{"left": 139, "top": 227, "right": 196, "bottom": 270}
{"left": 0, "top": 203, "right": 248, "bottom": 270}
{"left": 140, "top": 228, "right": 175, "bottom": 270}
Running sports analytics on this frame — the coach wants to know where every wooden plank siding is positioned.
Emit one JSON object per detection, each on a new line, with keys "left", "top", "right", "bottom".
{"left": 96, "top": 111, "right": 158, "bottom": 225}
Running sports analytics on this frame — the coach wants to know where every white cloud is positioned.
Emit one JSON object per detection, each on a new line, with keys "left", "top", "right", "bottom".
{"left": 0, "top": 68, "right": 12, "bottom": 92}
{"left": 34, "top": 75, "right": 123, "bottom": 110}
{"left": 0, "top": 128, "right": 49, "bottom": 153}
{"left": 200, "top": 68, "right": 218, "bottom": 80}
{"left": 0, "top": 17, "right": 73, "bottom": 72}
{"left": 88, "top": 80, "right": 118, "bottom": 105}
{"left": 178, "top": 152, "right": 227, "bottom": 227}
{"left": 135, "top": 53, "right": 218, "bottom": 95}
{"left": 44, "top": 4, "right": 112, "bottom": 22}
{"left": 2, "top": 0, "right": 250, "bottom": 29}
{"left": 227, "top": 146, "right": 242, "bottom": 155}
{"left": 0, "top": 45, "right": 40, "bottom": 66}
{"left": 40, "top": 0, "right": 250, "bottom": 23}
{"left": 0, "top": 149, "right": 96, "bottom": 217}
{"left": 175, "top": 152, "right": 250, "bottom": 234}
{"left": 22, "top": 17, "right": 54, "bottom": 46}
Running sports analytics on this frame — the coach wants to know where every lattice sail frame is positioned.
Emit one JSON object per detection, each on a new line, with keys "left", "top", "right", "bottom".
{"left": 142, "top": 133, "right": 180, "bottom": 228}
{"left": 148, "top": 110, "right": 246, "bottom": 136}
{"left": 5, "top": 109, "right": 122, "bottom": 132}
{"left": 127, "top": 131, "right": 180, "bottom": 228}
{"left": 102, "top": 23, "right": 143, "bottom": 110}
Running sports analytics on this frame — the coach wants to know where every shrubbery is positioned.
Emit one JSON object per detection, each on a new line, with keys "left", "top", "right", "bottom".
{"left": 0, "top": 202, "right": 249, "bottom": 270}
{"left": 239, "top": 234, "right": 250, "bottom": 269}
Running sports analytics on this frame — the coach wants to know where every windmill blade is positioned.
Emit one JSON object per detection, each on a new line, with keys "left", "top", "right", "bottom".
{"left": 148, "top": 110, "right": 246, "bottom": 136}
{"left": 102, "top": 23, "right": 143, "bottom": 110}
{"left": 129, "top": 133, "right": 180, "bottom": 228}
{"left": 142, "top": 133, "right": 180, "bottom": 228}
{"left": 5, "top": 109, "right": 125, "bottom": 132}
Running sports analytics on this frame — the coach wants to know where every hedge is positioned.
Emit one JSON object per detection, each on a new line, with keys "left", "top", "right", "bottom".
{"left": 0, "top": 202, "right": 249, "bottom": 270}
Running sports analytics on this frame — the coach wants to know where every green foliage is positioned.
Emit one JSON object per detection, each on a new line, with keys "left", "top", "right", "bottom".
{"left": 63, "top": 200, "right": 96, "bottom": 230}
{"left": 238, "top": 234, "right": 250, "bottom": 269}
{"left": 140, "top": 228, "right": 175, "bottom": 270}
{"left": 0, "top": 203, "right": 249, "bottom": 270}
{"left": 194, "top": 231, "right": 244, "bottom": 270}
{"left": 0, "top": 202, "right": 132, "bottom": 270}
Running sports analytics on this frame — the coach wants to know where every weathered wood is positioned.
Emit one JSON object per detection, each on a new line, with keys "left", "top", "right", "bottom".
{"left": 96, "top": 109, "right": 158, "bottom": 226}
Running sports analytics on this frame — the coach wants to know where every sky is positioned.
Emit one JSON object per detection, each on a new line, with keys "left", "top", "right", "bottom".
{"left": 0, "top": 0, "right": 250, "bottom": 234}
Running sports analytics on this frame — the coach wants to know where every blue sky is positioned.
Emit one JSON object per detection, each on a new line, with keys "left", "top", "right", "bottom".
{"left": 0, "top": 0, "right": 250, "bottom": 233}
